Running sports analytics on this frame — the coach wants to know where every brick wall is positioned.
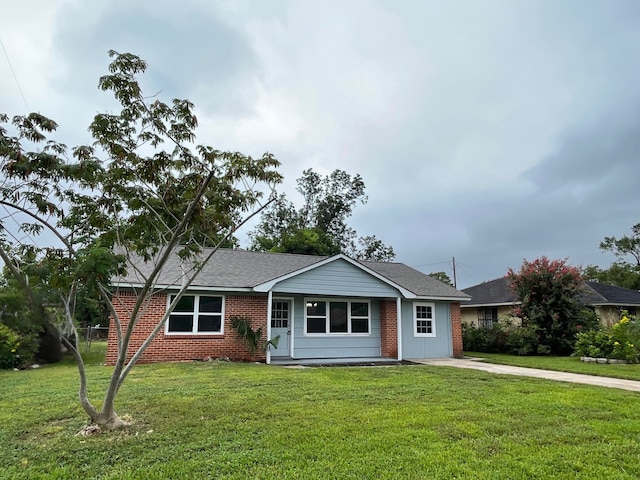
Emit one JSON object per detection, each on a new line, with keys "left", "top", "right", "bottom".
{"left": 106, "top": 291, "right": 269, "bottom": 365}
{"left": 380, "top": 300, "right": 398, "bottom": 358}
{"left": 451, "top": 302, "right": 463, "bottom": 358}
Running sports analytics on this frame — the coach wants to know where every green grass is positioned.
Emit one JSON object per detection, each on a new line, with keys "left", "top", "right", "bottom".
{"left": 465, "top": 352, "right": 640, "bottom": 381}
{"left": 1, "top": 351, "right": 640, "bottom": 479}
{"left": 59, "top": 340, "right": 108, "bottom": 367}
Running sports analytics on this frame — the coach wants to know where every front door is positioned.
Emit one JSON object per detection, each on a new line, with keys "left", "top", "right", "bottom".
{"left": 270, "top": 299, "right": 291, "bottom": 357}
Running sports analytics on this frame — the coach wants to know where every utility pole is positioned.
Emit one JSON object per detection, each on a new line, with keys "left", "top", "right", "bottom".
{"left": 452, "top": 256, "right": 457, "bottom": 289}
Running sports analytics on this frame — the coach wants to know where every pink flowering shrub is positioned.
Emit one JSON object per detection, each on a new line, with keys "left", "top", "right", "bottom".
{"left": 507, "top": 257, "right": 598, "bottom": 355}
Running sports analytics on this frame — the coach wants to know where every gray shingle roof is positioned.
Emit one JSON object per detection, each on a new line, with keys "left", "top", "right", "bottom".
{"left": 116, "top": 248, "right": 469, "bottom": 299}
{"left": 119, "top": 248, "right": 325, "bottom": 289}
{"left": 582, "top": 281, "right": 640, "bottom": 306}
{"left": 360, "top": 260, "right": 469, "bottom": 299}
{"left": 461, "top": 277, "right": 517, "bottom": 306}
{"left": 461, "top": 277, "right": 640, "bottom": 307}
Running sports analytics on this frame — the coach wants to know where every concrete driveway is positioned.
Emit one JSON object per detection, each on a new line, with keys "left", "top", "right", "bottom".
{"left": 411, "top": 357, "right": 640, "bottom": 392}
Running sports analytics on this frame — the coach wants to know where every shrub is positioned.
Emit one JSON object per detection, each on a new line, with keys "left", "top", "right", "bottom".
{"left": 462, "top": 323, "right": 490, "bottom": 352}
{"left": 573, "top": 314, "right": 640, "bottom": 363}
{"left": 463, "top": 319, "right": 539, "bottom": 356}
{"left": 231, "top": 316, "right": 280, "bottom": 358}
{"left": 0, "top": 322, "right": 37, "bottom": 369}
{"left": 505, "top": 323, "right": 540, "bottom": 356}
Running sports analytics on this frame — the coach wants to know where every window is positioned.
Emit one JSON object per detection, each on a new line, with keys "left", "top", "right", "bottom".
{"left": 271, "top": 300, "right": 290, "bottom": 328}
{"left": 305, "top": 299, "right": 370, "bottom": 335}
{"left": 351, "top": 302, "right": 370, "bottom": 333}
{"left": 477, "top": 307, "right": 498, "bottom": 329}
{"left": 414, "top": 302, "right": 435, "bottom": 337}
{"left": 166, "top": 294, "right": 224, "bottom": 334}
{"left": 306, "top": 301, "right": 327, "bottom": 333}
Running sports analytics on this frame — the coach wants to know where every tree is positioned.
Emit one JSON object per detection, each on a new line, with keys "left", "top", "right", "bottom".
{"left": 250, "top": 169, "right": 395, "bottom": 261}
{"left": 582, "top": 264, "right": 640, "bottom": 291}
{"left": 355, "top": 235, "right": 396, "bottom": 262}
{"left": 584, "top": 223, "right": 640, "bottom": 289}
{"left": 428, "top": 271, "right": 453, "bottom": 286}
{"left": 507, "top": 257, "right": 596, "bottom": 355}
{"left": 272, "top": 227, "right": 341, "bottom": 256}
{"left": 600, "top": 223, "right": 640, "bottom": 266}
{"left": 0, "top": 51, "right": 281, "bottom": 428}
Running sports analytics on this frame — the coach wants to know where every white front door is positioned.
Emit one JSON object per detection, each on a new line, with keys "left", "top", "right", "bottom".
{"left": 270, "top": 299, "right": 291, "bottom": 357}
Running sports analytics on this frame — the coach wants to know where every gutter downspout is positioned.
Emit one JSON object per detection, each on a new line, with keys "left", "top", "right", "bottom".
{"left": 266, "top": 290, "right": 273, "bottom": 365}
{"left": 397, "top": 296, "right": 403, "bottom": 361}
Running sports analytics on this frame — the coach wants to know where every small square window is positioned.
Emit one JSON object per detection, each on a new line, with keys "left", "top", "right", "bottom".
{"left": 414, "top": 302, "right": 435, "bottom": 337}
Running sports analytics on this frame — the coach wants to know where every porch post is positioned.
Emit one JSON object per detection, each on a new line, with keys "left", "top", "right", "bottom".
{"left": 266, "top": 290, "right": 273, "bottom": 364}
{"left": 396, "top": 296, "right": 403, "bottom": 361}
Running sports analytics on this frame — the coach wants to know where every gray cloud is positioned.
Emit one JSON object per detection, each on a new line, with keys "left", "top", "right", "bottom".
{"left": 2, "top": 0, "right": 640, "bottom": 289}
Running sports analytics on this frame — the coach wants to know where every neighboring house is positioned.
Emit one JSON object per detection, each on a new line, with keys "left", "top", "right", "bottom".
{"left": 460, "top": 278, "right": 520, "bottom": 328}
{"left": 581, "top": 281, "right": 640, "bottom": 326}
{"left": 106, "top": 249, "right": 470, "bottom": 365}
{"left": 461, "top": 277, "right": 640, "bottom": 328}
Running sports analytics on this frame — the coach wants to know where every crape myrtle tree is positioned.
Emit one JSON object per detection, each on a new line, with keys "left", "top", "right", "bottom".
{"left": 507, "top": 256, "right": 597, "bottom": 355}
{"left": 250, "top": 169, "right": 395, "bottom": 261}
{"left": 0, "top": 51, "right": 281, "bottom": 428}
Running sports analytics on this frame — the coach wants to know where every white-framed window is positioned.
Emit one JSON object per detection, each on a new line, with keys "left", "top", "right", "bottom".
{"left": 305, "top": 298, "right": 370, "bottom": 335}
{"left": 414, "top": 302, "right": 436, "bottom": 337}
{"left": 165, "top": 294, "right": 224, "bottom": 335}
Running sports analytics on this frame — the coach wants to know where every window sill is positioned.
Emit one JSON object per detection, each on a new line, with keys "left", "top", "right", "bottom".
{"left": 304, "top": 333, "right": 372, "bottom": 337}
{"left": 164, "top": 332, "right": 225, "bottom": 338}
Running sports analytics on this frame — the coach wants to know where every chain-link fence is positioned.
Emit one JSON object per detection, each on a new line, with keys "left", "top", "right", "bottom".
{"left": 79, "top": 325, "right": 109, "bottom": 352}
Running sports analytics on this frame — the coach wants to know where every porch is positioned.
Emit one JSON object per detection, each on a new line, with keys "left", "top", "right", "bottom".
{"left": 269, "top": 356, "right": 402, "bottom": 366}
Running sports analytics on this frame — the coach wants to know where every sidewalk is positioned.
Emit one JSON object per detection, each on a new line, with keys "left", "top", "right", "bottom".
{"left": 411, "top": 357, "right": 640, "bottom": 392}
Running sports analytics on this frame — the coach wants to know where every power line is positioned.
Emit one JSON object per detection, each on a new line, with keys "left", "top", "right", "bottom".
{"left": 412, "top": 260, "right": 451, "bottom": 269}
{"left": 1, "top": 37, "right": 30, "bottom": 113}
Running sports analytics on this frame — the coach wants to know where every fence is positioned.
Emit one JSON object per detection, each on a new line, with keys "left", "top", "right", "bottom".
{"left": 81, "top": 325, "right": 109, "bottom": 352}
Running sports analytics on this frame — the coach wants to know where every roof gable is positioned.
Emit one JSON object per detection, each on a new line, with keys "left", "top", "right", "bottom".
{"left": 259, "top": 256, "right": 410, "bottom": 297}
{"left": 255, "top": 253, "right": 415, "bottom": 298}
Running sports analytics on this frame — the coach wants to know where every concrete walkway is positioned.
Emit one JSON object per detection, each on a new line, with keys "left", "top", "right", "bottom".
{"left": 411, "top": 358, "right": 640, "bottom": 392}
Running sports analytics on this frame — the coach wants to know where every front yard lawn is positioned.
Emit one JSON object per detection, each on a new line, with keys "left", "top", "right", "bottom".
{"left": 465, "top": 352, "right": 640, "bottom": 381}
{"left": 1, "top": 358, "right": 640, "bottom": 479}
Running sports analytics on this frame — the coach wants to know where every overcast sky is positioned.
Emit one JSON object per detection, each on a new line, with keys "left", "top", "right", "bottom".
{"left": 2, "top": 0, "right": 639, "bottom": 288}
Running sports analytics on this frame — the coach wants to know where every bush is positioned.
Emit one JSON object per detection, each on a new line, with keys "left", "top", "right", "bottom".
{"left": 573, "top": 313, "right": 640, "bottom": 363}
{"left": 505, "top": 323, "right": 540, "bottom": 356}
{"left": 0, "top": 322, "right": 37, "bottom": 369}
{"left": 463, "top": 319, "right": 540, "bottom": 356}
{"left": 462, "top": 323, "right": 490, "bottom": 352}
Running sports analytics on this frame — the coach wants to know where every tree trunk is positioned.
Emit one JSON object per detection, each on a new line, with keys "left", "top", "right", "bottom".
{"left": 91, "top": 410, "right": 130, "bottom": 429}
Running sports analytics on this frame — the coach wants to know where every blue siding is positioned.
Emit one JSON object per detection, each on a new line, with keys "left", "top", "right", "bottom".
{"left": 291, "top": 296, "right": 383, "bottom": 359}
{"left": 401, "top": 301, "right": 453, "bottom": 358}
{"left": 272, "top": 259, "right": 400, "bottom": 297}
